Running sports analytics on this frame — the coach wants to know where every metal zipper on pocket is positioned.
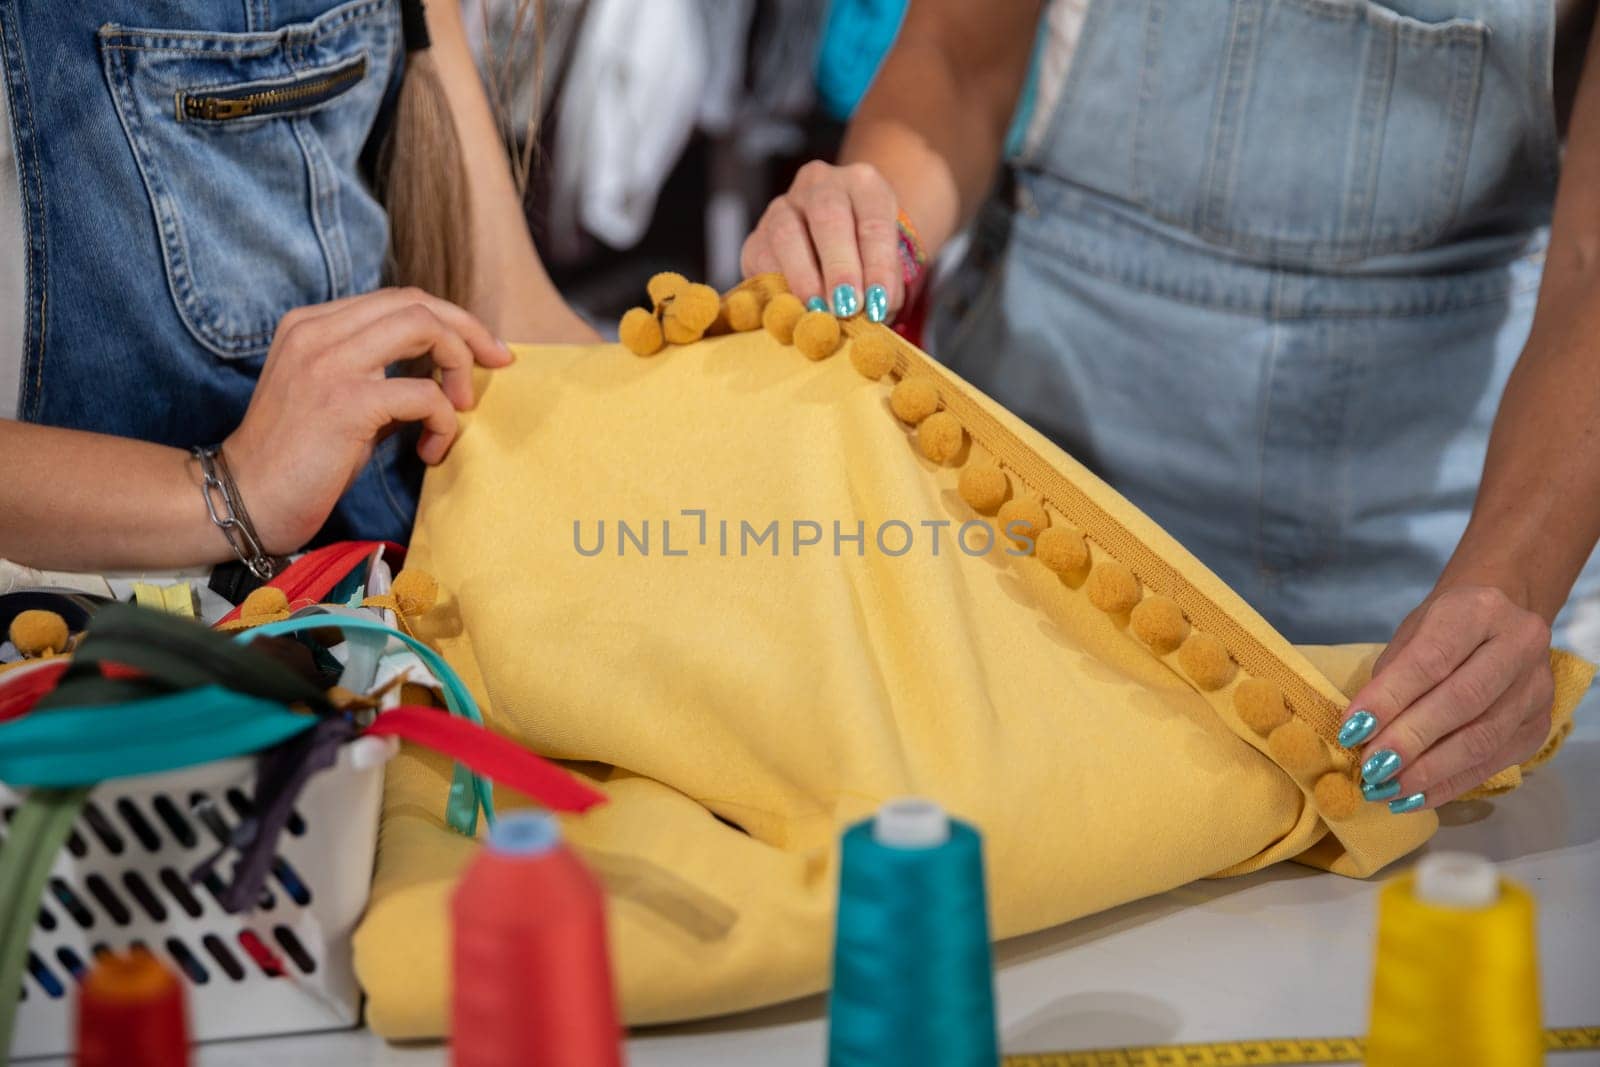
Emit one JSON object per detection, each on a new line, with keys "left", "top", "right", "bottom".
{"left": 180, "top": 56, "right": 367, "bottom": 122}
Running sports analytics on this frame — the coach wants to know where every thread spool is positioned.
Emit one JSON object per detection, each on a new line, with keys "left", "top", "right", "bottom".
{"left": 1365, "top": 852, "right": 1542, "bottom": 1067}
{"left": 451, "top": 812, "right": 623, "bottom": 1067}
{"left": 828, "top": 798, "right": 998, "bottom": 1067}
{"left": 75, "top": 948, "right": 190, "bottom": 1067}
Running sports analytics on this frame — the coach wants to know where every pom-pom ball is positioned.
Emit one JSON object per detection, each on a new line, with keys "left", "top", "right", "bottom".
{"left": 889, "top": 377, "right": 940, "bottom": 425}
{"left": 762, "top": 293, "right": 806, "bottom": 344}
{"left": 1233, "top": 678, "right": 1291, "bottom": 736}
{"left": 1314, "top": 772, "right": 1362, "bottom": 820}
{"left": 1035, "top": 526, "right": 1089, "bottom": 577}
{"left": 240, "top": 586, "right": 291, "bottom": 623}
{"left": 9, "top": 609, "right": 68, "bottom": 657}
{"left": 1130, "top": 595, "right": 1188, "bottom": 653}
{"left": 619, "top": 307, "right": 664, "bottom": 356}
{"left": 995, "top": 497, "right": 1049, "bottom": 549}
{"left": 794, "top": 311, "right": 842, "bottom": 360}
{"left": 849, "top": 331, "right": 898, "bottom": 380}
{"left": 917, "top": 411, "right": 965, "bottom": 464}
{"left": 661, "top": 283, "right": 720, "bottom": 344}
{"left": 1177, "top": 631, "right": 1236, "bottom": 691}
{"left": 1268, "top": 718, "right": 1330, "bottom": 778}
{"left": 390, "top": 569, "right": 439, "bottom": 618}
{"left": 958, "top": 463, "right": 1009, "bottom": 514}
{"left": 725, "top": 290, "right": 764, "bottom": 332}
{"left": 647, "top": 271, "right": 688, "bottom": 305}
{"left": 1086, "top": 560, "right": 1142, "bottom": 615}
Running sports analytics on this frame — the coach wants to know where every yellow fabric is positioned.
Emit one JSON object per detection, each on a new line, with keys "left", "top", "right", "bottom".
{"left": 354, "top": 319, "right": 1593, "bottom": 1037}
{"left": 129, "top": 581, "right": 196, "bottom": 618}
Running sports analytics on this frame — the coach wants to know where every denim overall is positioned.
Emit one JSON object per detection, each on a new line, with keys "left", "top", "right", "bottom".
{"left": 935, "top": 0, "right": 1600, "bottom": 694}
{"left": 0, "top": 0, "right": 415, "bottom": 542}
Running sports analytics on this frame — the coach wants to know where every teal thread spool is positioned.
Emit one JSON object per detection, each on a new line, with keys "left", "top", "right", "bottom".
{"left": 827, "top": 798, "right": 999, "bottom": 1067}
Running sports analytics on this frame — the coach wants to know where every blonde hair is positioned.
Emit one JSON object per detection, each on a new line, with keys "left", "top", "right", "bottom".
{"left": 378, "top": 0, "right": 546, "bottom": 307}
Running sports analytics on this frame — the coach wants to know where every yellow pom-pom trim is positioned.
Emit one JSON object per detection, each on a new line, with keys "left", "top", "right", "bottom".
{"left": 390, "top": 569, "right": 438, "bottom": 618}
{"left": 1313, "top": 772, "right": 1363, "bottom": 821}
{"left": 725, "top": 290, "right": 764, "bottom": 332}
{"left": 995, "top": 497, "right": 1049, "bottom": 550}
{"left": 662, "top": 309, "right": 702, "bottom": 345}
{"left": 794, "top": 311, "right": 842, "bottom": 360}
{"left": 958, "top": 463, "right": 1009, "bottom": 514}
{"left": 762, "top": 293, "right": 806, "bottom": 344}
{"left": 647, "top": 271, "right": 689, "bottom": 306}
{"left": 1267, "top": 718, "right": 1329, "bottom": 778}
{"left": 1177, "top": 631, "right": 1236, "bottom": 691}
{"left": 889, "top": 377, "right": 940, "bottom": 425}
{"left": 1233, "top": 678, "right": 1290, "bottom": 736}
{"left": 9, "top": 609, "right": 69, "bottom": 657}
{"left": 917, "top": 411, "right": 965, "bottom": 464}
{"left": 1086, "top": 560, "right": 1142, "bottom": 615}
{"left": 849, "top": 330, "right": 898, "bottom": 380}
{"left": 1129, "top": 595, "right": 1188, "bottom": 653}
{"left": 1035, "top": 526, "right": 1089, "bottom": 577}
{"left": 241, "top": 586, "right": 291, "bottom": 622}
{"left": 660, "top": 283, "right": 721, "bottom": 345}
{"left": 619, "top": 307, "right": 664, "bottom": 356}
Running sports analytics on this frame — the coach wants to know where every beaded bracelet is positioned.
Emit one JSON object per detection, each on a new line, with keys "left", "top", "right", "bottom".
{"left": 895, "top": 209, "right": 928, "bottom": 295}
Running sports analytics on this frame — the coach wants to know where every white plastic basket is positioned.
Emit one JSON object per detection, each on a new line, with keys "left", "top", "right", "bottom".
{"left": 3, "top": 743, "right": 384, "bottom": 1060}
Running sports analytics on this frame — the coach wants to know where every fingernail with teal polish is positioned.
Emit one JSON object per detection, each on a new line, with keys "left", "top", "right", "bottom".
{"left": 1338, "top": 709, "right": 1377, "bottom": 748}
{"left": 806, "top": 296, "right": 828, "bottom": 313}
{"left": 1362, "top": 779, "right": 1401, "bottom": 802}
{"left": 865, "top": 284, "right": 889, "bottom": 323}
{"left": 1362, "top": 749, "right": 1402, "bottom": 785}
{"left": 832, "top": 284, "right": 860, "bottom": 317}
{"left": 1388, "top": 792, "right": 1426, "bottom": 814}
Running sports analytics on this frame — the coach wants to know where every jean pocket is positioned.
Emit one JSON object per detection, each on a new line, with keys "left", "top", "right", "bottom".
{"left": 99, "top": 0, "right": 399, "bottom": 359}
{"left": 1133, "top": 0, "right": 1487, "bottom": 267}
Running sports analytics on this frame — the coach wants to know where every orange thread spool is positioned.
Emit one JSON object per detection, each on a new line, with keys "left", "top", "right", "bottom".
{"left": 74, "top": 948, "right": 190, "bottom": 1067}
{"left": 451, "top": 812, "right": 623, "bottom": 1066}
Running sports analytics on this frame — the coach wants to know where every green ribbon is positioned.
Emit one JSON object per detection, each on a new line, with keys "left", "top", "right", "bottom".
{"left": 0, "top": 686, "right": 315, "bottom": 786}
{"left": 239, "top": 614, "right": 495, "bottom": 836}
{"left": 0, "top": 789, "right": 88, "bottom": 1059}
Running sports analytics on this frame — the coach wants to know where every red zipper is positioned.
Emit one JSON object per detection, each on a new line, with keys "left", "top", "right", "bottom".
{"left": 214, "top": 540, "right": 405, "bottom": 628}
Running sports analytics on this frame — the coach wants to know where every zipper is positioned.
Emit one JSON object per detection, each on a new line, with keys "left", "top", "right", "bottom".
{"left": 181, "top": 55, "right": 367, "bottom": 122}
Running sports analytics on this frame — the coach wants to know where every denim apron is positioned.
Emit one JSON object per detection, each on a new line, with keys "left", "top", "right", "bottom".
{"left": 935, "top": 0, "right": 1600, "bottom": 683}
{"left": 0, "top": 0, "right": 416, "bottom": 543}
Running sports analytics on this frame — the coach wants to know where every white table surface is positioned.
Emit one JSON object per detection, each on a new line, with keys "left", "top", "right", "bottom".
{"left": 26, "top": 713, "right": 1592, "bottom": 1066}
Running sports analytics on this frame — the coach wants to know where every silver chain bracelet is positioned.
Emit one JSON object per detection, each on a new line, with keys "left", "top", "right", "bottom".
{"left": 193, "top": 445, "right": 279, "bottom": 581}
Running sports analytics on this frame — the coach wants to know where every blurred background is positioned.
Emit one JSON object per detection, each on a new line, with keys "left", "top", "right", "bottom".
{"left": 463, "top": 0, "right": 908, "bottom": 331}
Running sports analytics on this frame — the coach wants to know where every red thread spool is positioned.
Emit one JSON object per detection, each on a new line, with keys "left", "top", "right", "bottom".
{"left": 74, "top": 948, "right": 190, "bottom": 1067}
{"left": 452, "top": 812, "right": 624, "bottom": 1066}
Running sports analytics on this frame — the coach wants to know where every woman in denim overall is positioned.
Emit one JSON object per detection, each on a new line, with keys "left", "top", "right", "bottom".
{"left": 743, "top": 1, "right": 1600, "bottom": 812}
{"left": 0, "top": 1, "right": 590, "bottom": 564}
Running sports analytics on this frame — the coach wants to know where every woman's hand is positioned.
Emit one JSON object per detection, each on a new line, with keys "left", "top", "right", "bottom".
{"left": 740, "top": 161, "right": 904, "bottom": 323}
{"left": 224, "top": 288, "right": 512, "bottom": 554}
{"left": 1337, "top": 585, "right": 1555, "bottom": 812}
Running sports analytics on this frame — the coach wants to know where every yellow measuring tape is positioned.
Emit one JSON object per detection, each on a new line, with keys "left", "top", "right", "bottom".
{"left": 1003, "top": 1026, "right": 1600, "bottom": 1065}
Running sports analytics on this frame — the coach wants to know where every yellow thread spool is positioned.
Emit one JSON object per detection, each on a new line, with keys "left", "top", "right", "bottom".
{"left": 1365, "top": 853, "right": 1542, "bottom": 1067}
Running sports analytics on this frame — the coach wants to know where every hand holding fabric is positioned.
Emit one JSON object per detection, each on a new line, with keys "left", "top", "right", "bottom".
{"left": 1340, "top": 586, "right": 1556, "bottom": 810}
{"left": 741, "top": 161, "right": 905, "bottom": 322}
{"left": 224, "top": 289, "right": 512, "bottom": 555}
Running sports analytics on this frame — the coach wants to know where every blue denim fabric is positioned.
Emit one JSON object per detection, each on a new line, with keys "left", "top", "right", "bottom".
{"left": 933, "top": 0, "right": 1600, "bottom": 671}
{"left": 0, "top": 0, "right": 418, "bottom": 543}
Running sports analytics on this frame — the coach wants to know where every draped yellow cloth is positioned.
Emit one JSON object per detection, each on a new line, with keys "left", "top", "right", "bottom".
{"left": 353, "top": 304, "right": 1591, "bottom": 1038}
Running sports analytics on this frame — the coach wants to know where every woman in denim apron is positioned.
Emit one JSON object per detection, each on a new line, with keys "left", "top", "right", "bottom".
{"left": 743, "top": 1, "right": 1600, "bottom": 812}
{"left": 0, "top": 1, "right": 589, "bottom": 566}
